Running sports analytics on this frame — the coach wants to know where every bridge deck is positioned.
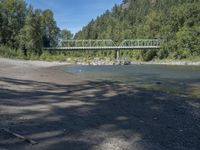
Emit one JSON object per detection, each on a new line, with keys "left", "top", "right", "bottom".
{"left": 44, "top": 46, "right": 161, "bottom": 51}
{"left": 44, "top": 39, "right": 162, "bottom": 51}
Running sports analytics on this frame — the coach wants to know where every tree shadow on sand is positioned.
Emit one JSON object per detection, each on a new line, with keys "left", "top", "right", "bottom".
{"left": 0, "top": 77, "right": 200, "bottom": 150}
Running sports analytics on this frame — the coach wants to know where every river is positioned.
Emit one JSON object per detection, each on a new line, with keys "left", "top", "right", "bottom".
{"left": 65, "top": 65, "right": 200, "bottom": 98}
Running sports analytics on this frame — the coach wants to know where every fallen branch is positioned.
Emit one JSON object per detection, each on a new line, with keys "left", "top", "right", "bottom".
{"left": 1, "top": 128, "right": 38, "bottom": 145}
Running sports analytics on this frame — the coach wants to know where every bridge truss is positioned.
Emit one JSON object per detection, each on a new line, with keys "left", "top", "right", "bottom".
{"left": 44, "top": 39, "right": 163, "bottom": 51}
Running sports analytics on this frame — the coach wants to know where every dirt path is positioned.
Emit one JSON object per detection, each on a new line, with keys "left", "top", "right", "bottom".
{"left": 0, "top": 58, "right": 200, "bottom": 150}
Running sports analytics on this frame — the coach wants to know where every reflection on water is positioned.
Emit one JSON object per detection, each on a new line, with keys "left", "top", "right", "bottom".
{"left": 65, "top": 65, "right": 200, "bottom": 98}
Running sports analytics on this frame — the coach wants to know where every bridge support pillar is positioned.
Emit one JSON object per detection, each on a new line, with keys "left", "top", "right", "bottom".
{"left": 115, "top": 49, "right": 120, "bottom": 61}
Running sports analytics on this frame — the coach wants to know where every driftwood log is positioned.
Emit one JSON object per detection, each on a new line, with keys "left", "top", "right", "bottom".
{"left": 1, "top": 128, "right": 38, "bottom": 145}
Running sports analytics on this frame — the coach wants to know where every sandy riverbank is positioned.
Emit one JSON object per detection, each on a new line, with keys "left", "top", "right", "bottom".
{"left": 0, "top": 58, "right": 77, "bottom": 84}
{"left": 0, "top": 58, "right": 199, "bottom": 150}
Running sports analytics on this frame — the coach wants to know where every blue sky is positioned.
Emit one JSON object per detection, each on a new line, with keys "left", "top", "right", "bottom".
{"left": 26, "top": 0, "right": 122, "bottom": 34}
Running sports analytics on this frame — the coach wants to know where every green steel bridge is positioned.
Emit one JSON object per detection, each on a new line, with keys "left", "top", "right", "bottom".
{"left": 44, "top": 39, "right": 163, "bottom": 59}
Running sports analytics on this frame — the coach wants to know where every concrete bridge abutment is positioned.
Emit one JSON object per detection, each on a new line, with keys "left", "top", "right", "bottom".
{"left": 115, "top": 49, "right": 120, "bottom": 60}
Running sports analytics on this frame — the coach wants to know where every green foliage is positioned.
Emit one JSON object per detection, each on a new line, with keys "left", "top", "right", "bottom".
{"left": 60, "top": 29, "right": 73, "bottom": 40}
{"left": 157, "top": 49, "right": 169, "bottom": 60}
{"left": 0, "top": 0, "right": 199, "bottom": 61}
{"left": 17, "top": 7, "right": 43, "bottom": 56}
{"left": 75, "top": 0, "right": 200, "bottom": 61}
{"left": 165, "top": 2, "right": 200, "bottom": 60}
{"left": 175, "top": 26, "right": 197, "bottom": 59}
{"left": 0, "top": 0, "right": 60, "bottom": 59}
{"left": 42, "top": 9, "right": 60, "bottom": 47}
{"left": 140, "top": 50, "right": 157, "bottom": 61}
{"left": 0, "top": 0, "right": 26, "bottom": 47}
{"left": 40, "top": 51, "right": 65, "bottom": 61}
{"left": 0, "top": 45, "right": 24, "bottom": 58}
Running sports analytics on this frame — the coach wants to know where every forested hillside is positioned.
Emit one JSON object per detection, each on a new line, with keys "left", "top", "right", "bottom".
{"left": 0, "top": 0, "right": 199, "bottom": 61}
{"left": 75, "top": 0, "right": 200, "bottom": 61}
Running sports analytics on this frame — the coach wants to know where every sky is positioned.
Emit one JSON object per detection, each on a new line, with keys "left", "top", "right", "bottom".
{"left": 26, "top": 0, "right": 122, "bottom": 34}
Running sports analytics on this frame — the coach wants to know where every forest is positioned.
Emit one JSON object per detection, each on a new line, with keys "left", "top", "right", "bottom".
{"left": 0, "top": 0, "right": 199, "bottom": 61}
{"left": 0, "top": 0, "right": 72, "bottom": 60}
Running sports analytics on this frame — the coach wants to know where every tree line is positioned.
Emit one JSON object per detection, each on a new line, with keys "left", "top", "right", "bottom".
{"left": 75, "top": 0, "right": 200, "bottom": 61}
{"left": 0, "top": 0, "right": 72, "bottom": 59}
{"left": 0, "top": 0, "right": 199, "bottom": 61}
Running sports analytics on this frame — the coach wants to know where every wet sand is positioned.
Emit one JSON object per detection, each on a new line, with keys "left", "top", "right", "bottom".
{"left": 0, "top": 58, "right": 200, "bottom": 150}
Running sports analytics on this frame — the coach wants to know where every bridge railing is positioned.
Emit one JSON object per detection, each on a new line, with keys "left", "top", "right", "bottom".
{"left": 120, "top": 39, "right": 162, "bottom": 47}
{"left": 59, "top": 40, "right": 116, "bottom": 48}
